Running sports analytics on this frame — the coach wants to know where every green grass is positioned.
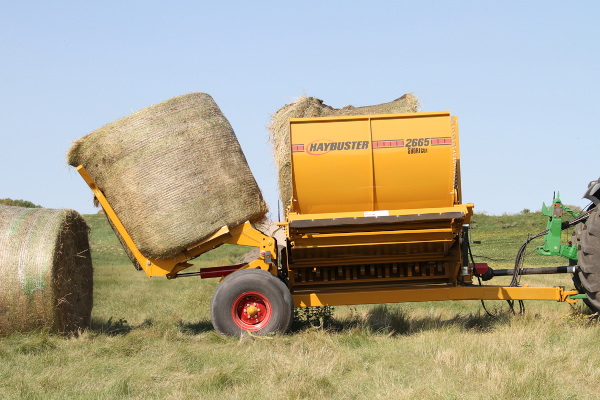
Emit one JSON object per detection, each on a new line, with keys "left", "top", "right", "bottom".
{"left": 469, "top": 210, "right": 579, "bottom": 268}
{"left": 85, "top": 214, "right": 252, "bottom": 268}
{"left": 1, "top": 212, "right": 599, "bottom": 399}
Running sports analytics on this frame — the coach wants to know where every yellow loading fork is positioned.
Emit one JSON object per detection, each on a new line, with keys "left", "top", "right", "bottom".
{"left": 76, "top": 165, "right": 277, "bottom": 279}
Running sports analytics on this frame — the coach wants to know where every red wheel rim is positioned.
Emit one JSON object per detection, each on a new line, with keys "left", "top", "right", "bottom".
{"left": 232, "top": 291, "right": 272, "bottom": 331}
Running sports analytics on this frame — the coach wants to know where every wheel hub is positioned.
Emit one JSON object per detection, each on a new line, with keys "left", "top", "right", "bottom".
{"left": 233, "top": 293, "right": 271, "bottom": 330}
{"left": 246, "top": 304, "right": 259, "bottom": 317}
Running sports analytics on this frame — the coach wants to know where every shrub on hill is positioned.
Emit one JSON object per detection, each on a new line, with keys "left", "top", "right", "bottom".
{"left": 0, "top": 199, "right": 41, "bottom": 208}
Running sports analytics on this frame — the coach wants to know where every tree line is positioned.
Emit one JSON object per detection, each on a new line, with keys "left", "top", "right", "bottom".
{"left": 0, "top": 198, "right": 42, "bottom": 208}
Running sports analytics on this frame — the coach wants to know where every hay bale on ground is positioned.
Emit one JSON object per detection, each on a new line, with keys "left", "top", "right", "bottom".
{"left": 68, "top": 93, "right": 268, "bottom": 260}
{"left": 0, "top": 205, "right": 93, "bottom": 334}
{"left": 268, "top": 94, "right": 420, "bottom": 204}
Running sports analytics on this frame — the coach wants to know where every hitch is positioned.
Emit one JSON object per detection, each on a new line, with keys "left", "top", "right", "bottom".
{"left": 474, "top": 263, "right": 576, "bottom": 281}
{"left": 536, "top": 193, "right": 579, "bottom": 260}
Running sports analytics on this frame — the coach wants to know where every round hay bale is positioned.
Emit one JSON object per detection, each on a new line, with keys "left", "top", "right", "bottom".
{"left": 68, "top": 93, "right": 268, "bottom": 260}
{"left": 0, "top": 205, "right": 93, "bottom": 334}
{"left": 268, "top": 94, "right": 421, "bottom": 204}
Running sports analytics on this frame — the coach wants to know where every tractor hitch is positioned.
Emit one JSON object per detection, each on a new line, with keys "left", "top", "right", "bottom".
{"left": 474, "top": 263, "right": 576, "bottom": 281}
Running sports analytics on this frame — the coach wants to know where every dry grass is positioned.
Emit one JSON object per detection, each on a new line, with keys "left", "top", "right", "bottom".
{"left": 1, "top": 300, "right": 597, "bottom": 399}
{"left": 0, "top": 212, "right": 598, "bottom": 399}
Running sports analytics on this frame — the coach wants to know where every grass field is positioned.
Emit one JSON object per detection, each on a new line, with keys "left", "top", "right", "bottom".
{"left": 1, "top": 212, "right": 599, "bottom": 399}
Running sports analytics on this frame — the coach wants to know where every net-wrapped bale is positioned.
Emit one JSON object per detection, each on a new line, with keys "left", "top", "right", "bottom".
{"left": 0, "top": 205, "right": 93, "bottom": 334}
{"left": 268, "top": 94, "right": 420, "bottom": 204}
{"left": 95, "top": 203, "right": 141, "bottom": 270}
{"left": 68, "top": 93, "right": 268, "bottom": 260}
{"left": 107, "top": 217, "right": 142, "bottom": 271}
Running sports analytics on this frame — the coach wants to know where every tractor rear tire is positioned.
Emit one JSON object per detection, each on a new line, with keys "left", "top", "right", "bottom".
{"left": 570, "top": 225, "right": 593, "bottom": 309}
{"left": 210, "top": 268, "right": 294, "bottom": 336}
{"left": 572, "top": 207, "right": 600, "bottom": 312}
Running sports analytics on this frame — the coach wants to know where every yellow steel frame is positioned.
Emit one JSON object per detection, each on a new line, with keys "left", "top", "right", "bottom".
{"left": 292, "top": 285, "right": 580, "bottom": 307}
{"left": 283, "top": 204, "right": 470, "bottom": 285}
{"left": 76, "top": 165, "right": 277, "bottom": 278}
{"left": 292, "top": 228, "right": 455, "bottom": 248}
{"left": 285, "top": 204, "right": 474, "bottom": 225}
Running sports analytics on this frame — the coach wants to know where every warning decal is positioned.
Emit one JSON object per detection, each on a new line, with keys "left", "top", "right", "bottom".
{"left": 372, "top": 140, "right": 404, "bottom": 149}
{"left": 430, "top": 137, "right": 452, "bottom": 146}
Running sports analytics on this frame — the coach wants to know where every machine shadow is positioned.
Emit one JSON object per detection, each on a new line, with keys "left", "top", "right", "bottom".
{"left": 291, "top": 304, "right": 514, "bottom": 336}
{"left": 90, "top": 317, "right": 214, "bottom": 336}
{"left": 90, "top": 316, "right": 138, "bottom": 336}
{"left": 176, "top": 320, "right": 215, "bottom": 335}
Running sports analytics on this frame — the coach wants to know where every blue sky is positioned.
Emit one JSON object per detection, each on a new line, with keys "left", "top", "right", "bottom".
{"left": 1, "top": 1, "right": 598, "bottom": 217}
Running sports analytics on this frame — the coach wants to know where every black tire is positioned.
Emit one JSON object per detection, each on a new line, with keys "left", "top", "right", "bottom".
{"left": 572, "top": 207, "right": 600, "bottom": 312}
{"left": 571, "top": 261, "right": 594, "bottom": 310}
{"left": 570, "top": 224, "right": 592, "bottom": 309}
{"left": 210, "top": 269, "right": 294, "bottom": 336}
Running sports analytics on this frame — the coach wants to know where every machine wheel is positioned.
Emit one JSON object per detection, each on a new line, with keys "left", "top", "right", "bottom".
{"left": 572, "top": 207, "right": 600, "bottom": 312}
{"left": 210, "top": 268, "right": 294, "bottom": 336}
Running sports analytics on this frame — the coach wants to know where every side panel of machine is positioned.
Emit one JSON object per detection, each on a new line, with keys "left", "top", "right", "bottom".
{"left": 371, "top": 115, "right": 455, "bottom": 210}
{"left": 290, "top": 112, "right": 457, "bottom": 215}
{"left": 291, "top": 118, "right": 373, "bottom": 214}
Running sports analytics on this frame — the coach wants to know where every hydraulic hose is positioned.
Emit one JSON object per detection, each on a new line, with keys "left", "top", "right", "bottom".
{"left": 511, "top": 209, "right": 592, "bottom": 287}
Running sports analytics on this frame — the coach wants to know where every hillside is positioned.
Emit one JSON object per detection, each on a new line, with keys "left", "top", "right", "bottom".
{"left": 0, "top": 198, "right": 41, "bottom": 208}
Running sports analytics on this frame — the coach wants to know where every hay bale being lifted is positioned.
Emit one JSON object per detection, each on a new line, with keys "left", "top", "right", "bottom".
{"left": 0, "top": 205, "right": 93, "bottom": 334}
{"left": 68, "top": 93, "right": 268, "bottom": 260}
{"left": 268, "top": 94, "right": 420, "bottom": 205}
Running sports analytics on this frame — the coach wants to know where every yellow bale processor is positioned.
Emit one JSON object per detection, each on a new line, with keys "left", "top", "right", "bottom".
{"left": 76, "top": 110, "right": 600, "bottom": 336}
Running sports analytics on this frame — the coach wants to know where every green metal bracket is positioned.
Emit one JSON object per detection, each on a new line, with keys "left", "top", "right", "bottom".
{"left": 536, "top": 192, "right": 579, "bottom": 260}
{"left": 569, "top": 293, "right": 588, "bottom": 299}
